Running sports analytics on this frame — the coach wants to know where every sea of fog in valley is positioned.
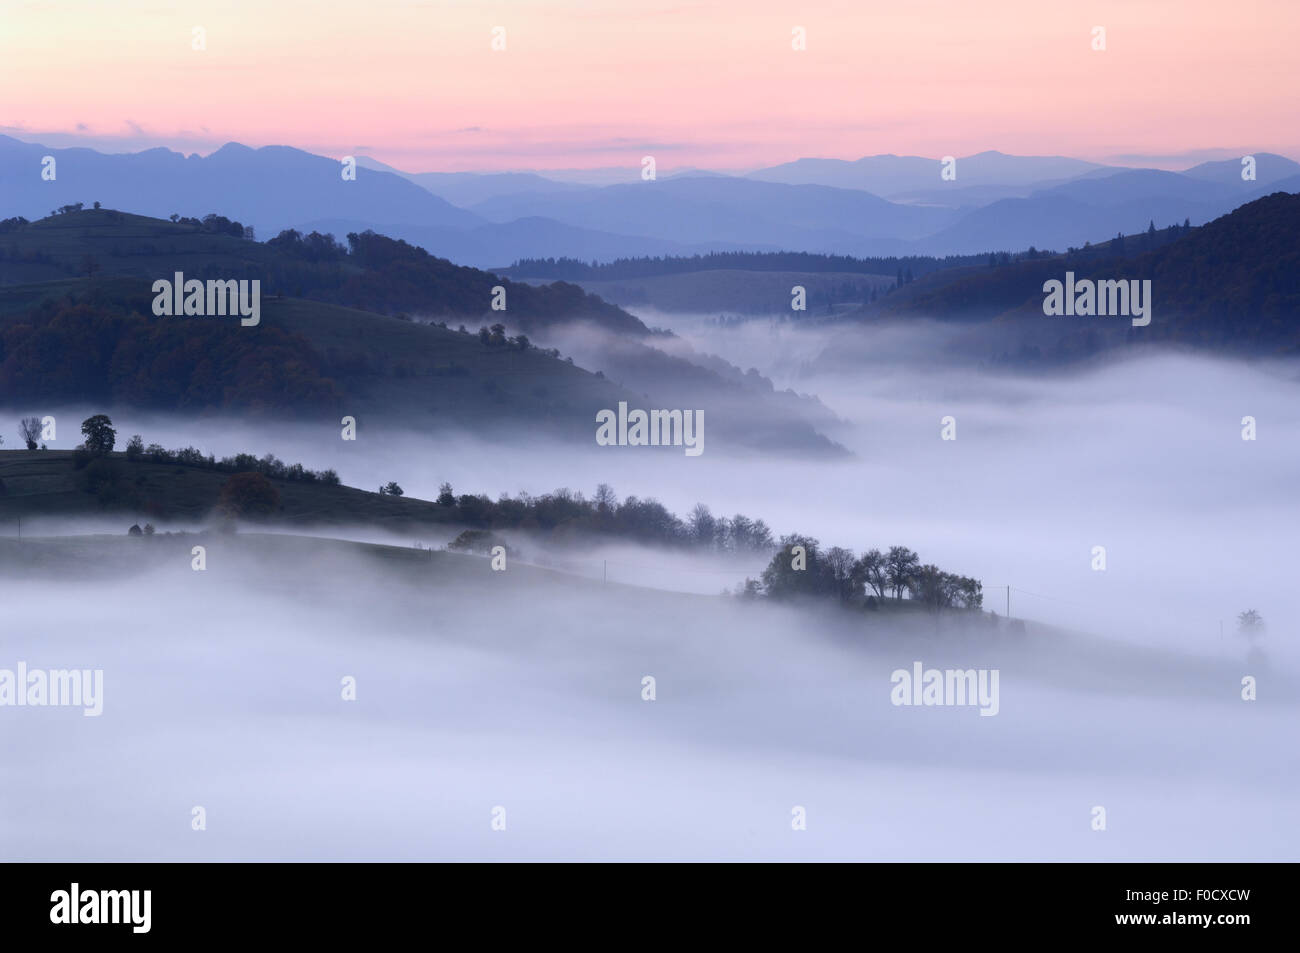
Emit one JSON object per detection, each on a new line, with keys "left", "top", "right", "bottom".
{"left": 14, "top": 319, "right": 1298, "bottom": 655}
{"left": 3, "top": 318, "right": 1297, "bottom": 860}
{"left": 1, "top": 538, "right": 1295, "bottom": 861}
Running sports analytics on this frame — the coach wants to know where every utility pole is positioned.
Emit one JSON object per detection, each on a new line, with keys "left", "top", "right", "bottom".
{"left": 1005, "top": 585, "right": 1010, "bottom": 618}
{"left": 603, "top": 560, "right": 607, "bottom": 584}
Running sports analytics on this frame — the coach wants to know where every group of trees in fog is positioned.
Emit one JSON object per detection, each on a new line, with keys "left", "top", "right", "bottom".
{"left": 433, "top": 482, "right": 776, "bottom": 553}
{"left": 58, "top": 414, "right": 342, "bottom": 486}
{"left": 1237, "top": 609, "right": 1266, "bottom": 637}
{"left": 123, "top": 438, "right": 341, "bottom": 485}
{"left": 50, "top": 202, "right": 99, "bottom": 216}
{"left": 13, "top": 415, "right": 985, "bottom": 615}
{"left": 752, "top": 538, "right": 982, "bottom": 611}
{"left": 434, "top": 483, "right": 980, "bottom": 612}
{"left": 38, "top": 412, "right": 982, "bottom": 616}
{"left": 476, "top": 323, "right": 531, "bottom": 350}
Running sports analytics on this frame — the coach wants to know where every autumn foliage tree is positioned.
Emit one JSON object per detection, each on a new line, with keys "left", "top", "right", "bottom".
{"left": 218, "top": 471, "right": 281, "bottom": 520}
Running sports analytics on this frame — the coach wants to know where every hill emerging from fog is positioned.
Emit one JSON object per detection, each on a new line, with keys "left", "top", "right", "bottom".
{"left": 0, "top": 448, "right": 467, "bottom": 531}
{"left": 0, "top": 209, "right": 844, "bottom": 453}
{"left": 0, "top": 447, "right": 775, "bottom": 575}
{"left": 0, "top": 208, "right": 649, "bottom": 336}
{"left": 843, "top": 191, "right": 1300, "bottom": 363}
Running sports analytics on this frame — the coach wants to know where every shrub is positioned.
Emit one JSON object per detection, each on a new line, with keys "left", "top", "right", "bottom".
{"left": 218, "top": 472, "right": 281, "bottom": 520}
{"left": 447, "top": 529, "right": 510, "bottom": 556}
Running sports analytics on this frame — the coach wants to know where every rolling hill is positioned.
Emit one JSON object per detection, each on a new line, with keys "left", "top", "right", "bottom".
{"left": 0, "top": 209, "right": 844, "bottom": 453}
{"left": 0, "top": 208, "right": 650, "bottom": 336}
{"left": 0, "top": 449, "right": 455, "bottom": 528}
{"left": 852, "top": 191, "right": 1300, "bottom": 362}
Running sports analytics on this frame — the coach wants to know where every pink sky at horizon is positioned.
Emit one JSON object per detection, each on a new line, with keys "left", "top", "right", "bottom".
{"left": 1, "top": 0, "right": 1296, "bottom": 174}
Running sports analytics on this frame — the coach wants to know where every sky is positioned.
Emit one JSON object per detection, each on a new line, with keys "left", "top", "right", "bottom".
{"left": 1, "top": 0, "right": 1297, "bottom": 173}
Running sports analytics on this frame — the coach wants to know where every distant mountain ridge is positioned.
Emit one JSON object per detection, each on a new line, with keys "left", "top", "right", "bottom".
{"left": 744, "top": 150, "right": 1110, "bottom": 195}
{"left": 3, "top": 135, "right": 1297, "bottom": 267}
{"left": 355, "top": 156, "right": 589, "bottom": 206}
{"left": 0, "top": 135, "right": 482, "bottom": 236}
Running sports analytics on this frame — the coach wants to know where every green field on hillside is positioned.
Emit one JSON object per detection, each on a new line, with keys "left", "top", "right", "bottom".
{"left": 0, "top": 209, "right": 284, "bottom": 285}
{"left": 0, "top": 449, "right": 457, "bottom": 530}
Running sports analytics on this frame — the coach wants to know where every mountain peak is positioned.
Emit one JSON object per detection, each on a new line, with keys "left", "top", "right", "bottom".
{"left": 209, "top": 141, "right": 255, "bottom": 158}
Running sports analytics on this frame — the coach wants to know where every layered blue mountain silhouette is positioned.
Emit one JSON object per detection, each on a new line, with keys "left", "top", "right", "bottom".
{"left": 2, "top": 135, "right": 1296, "bottom": 266}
